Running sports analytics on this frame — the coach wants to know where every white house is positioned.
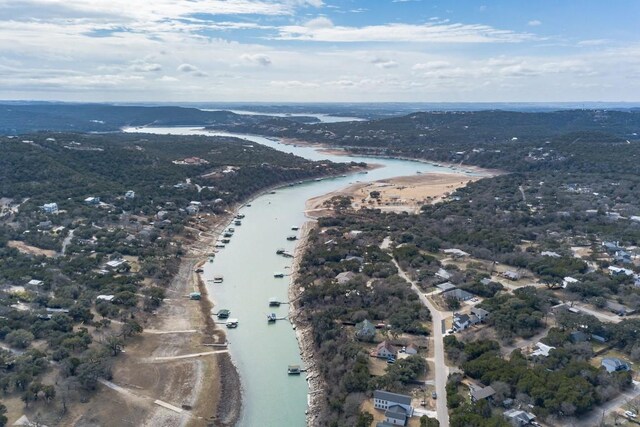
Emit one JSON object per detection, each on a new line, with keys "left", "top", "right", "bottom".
{"left": 42, "top": 203, "right": 58, "bottom": 214}
{"left": 96, "top": 295, "right": 115, "bottom": 302}
{"left": 562, "top": 276, "right": 579, "bottom": 288}
{"left": 125, "top": 190, "right": 135, "bottom": 199}
{"left": 373, "top": 390, "right": 414, "bottom": 426}
{"left": 372, "top": 341, "right": 397, "bottom": 359}
{"left": 531, "top": 342, "right": 555, "bottom": 357}
{"left": 608, "top": 266, "right": 633, "bottom": 277}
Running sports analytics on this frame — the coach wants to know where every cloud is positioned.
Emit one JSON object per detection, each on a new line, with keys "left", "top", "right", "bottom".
{"left": 177, "top": 63, "right": 208, "bottom": 76}
{"left": 412, "top": 60, "right": 450, "bottom": 71}
{"left": 371, "top": 58, "right": 398, "bottom": 69}
{"left": 528, "top": 20, "right": 542, "bottom": 26}
{"left": 578, "top": 39, "right": 609, "bottom": 47}
{"left": 241, "top": 53, "right": 272, "bottom": 66}
{"left": 275, "top": 20, "right": 536, "bottom": 43}
{"left": 129, "top": 60, "right": 162, "bottom": 72}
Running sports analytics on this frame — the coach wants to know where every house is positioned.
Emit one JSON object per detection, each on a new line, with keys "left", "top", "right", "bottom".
{"left": 531, "top": 342, "right": 555, "bottom": 357}
{"left": 606, "top": 300, "right": 634, "bottom": 316}
{"left": 372, "top": 341, "right": 397, "bottom": 359}
{"left": 435, "top": 268, "right": 451, "bottom": 280}
{"left": 453, "top": 313, "right": 479, "bottom": 331}
{"left": 591, "top": 334, "right": 608, "bottom": 343}
{"left": 384, "top": 405, "right": 410, "bottom": 426}
{"left": 373, "top": 391, "right": 414, "bottom": 422}
{"left": 503, "top": 271, "right": 521, "bottom": 281}
{"left": 608, "top": 266, "right": 633, "bottom": 277}
{"left": 27, "top": 280, "right": 43, "bottom": 287}
{"left": 614, "top": 250, "right": 633, "bottom": 264}
{"left": 471, "top": 307, "right": 490, "bottom": 322}
{"left": 96, "top": 295, "right": 115, "bottom": 302}
{"left": 443, "top": 248, "right": 469, "bottom": 258}
{"left": 342, "top": 255, "right": 364, "bottom": 264}
{"left": 436, "top": 282, "right": 456, "bottom": 292}
{"left": 37, "top": 220, "right": 53, "bottom": 231}
{"left": 570, "top": 331, "right": 589, "bottom": 343}
{"left": 336, "top": 271, "right": 356, "bottom": 285}
{"left": 480, "top": 278, "right": 492, "bottom": 286}
{"left": 541, "top": 251, "right": 561, "bottom": 258}
{"left": 504, "top": 409, "right": 536, "bottom": 426}
{"left": 42, "top": 203, "right": 58, "bottom": 214}
{"left": 603, "top": 241, "right": 621, "bottom": 253}
{"left": 442, "top": 288, "right": 474, "bottom": 301}
{"left": 601, "top": 357, "right": 630, "bottom": 373}
{"left": 105, "top": 259, "right": 128, "bottom": 271}
{"left": 186, "top": 205, "right": 199, "bottom": 215}
{"left": 84, "top": 196, "right": 100, "bottom": 205}
{"left": 469, "top": 385, "right": 496, "bottom": 402}
{"left": 355, "top": 319, "right": 376, "bottom": 341}
{"left": 562, "top": 276, "right": 579, "bottom": 288}
{"left": 404, "top": 343, "right": 418, "bottom": 355}
{"left": 125, "top": 190, "right": 135, "bottom": 199}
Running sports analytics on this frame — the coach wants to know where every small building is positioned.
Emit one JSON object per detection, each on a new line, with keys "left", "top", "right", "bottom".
{"left": 96, "top": 295, "right": 115, "bottom": 302}
{"left": 541, "top": 251, "right": 561, "bottom": 258}
{"left": 355, "top": 319, "right": 376, "bottom": 341}
{"left": 42, "top": 203, "right": 58, "bottom": 214}
{"left": 606, "top": 300, "right": 634, "bottom": 316}
{"left": 504, "top": 409, "right": 536, "bottom": 426}
{"left": 372, "top": 341, "right": 397, "bottom": 359}
{"left": 603, "top": 241, "right": 622, "bottom": 253}
{"left": 615, "top": 250, "right": 633, "bottom": 264}
{"left": 453, "top": 312, "right": 479, "bottom": 331}
{"left": 84, "top": 196, "right": 100, "bottom": 205}
{"left": 125, "top": 190, "right": 135, "bottom": 199}
{"left": 37, "top": 220, "right": 53, "bottom": 231}
{"left": 384, "top": 405, "right": 410, "bottom": 426}
{"left": 435, "top": 268, "right": 451, "bottom": 280}
{"left": 186, "top": 205, "right": 199, "bottom": 215}
{"left": 27, "top": 280, "right": 43, "bottom": 287}
{"left": 469, "top": 385, "right": 496, "bottom": 402}
{"left": 601, "top": 357, "right": 630, "bottom": 373}
{"left": 335, "top": 271, "right": 356, "bottom": 285}
{"left": 404, "top": 343, "right": 418, "bottom": 355}
{"left": 562, "top": 276, "right": 579, "bottom": 288}
{"left": 105, "top": 259, "right": 128, "bottom": 271}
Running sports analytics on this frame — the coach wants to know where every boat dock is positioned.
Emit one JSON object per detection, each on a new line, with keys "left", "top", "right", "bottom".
{"left": 287, "top": 365, "right": 307, "bottom": 375}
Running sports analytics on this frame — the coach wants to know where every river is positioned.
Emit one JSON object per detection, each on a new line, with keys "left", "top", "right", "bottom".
{"left": 123, "top": 126, "right": 475, "bottom": 426}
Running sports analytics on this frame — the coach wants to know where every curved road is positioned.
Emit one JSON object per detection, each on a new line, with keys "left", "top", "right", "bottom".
{"left": 393, "top": 259, "right": 450, "bottom": 427}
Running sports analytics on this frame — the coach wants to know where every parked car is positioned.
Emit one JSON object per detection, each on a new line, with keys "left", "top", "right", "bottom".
{"left": 432, "top": 392, "right": 437, "bottom": 399}
{"left": 625, "top": 411, "right": 637, "bottom": 418}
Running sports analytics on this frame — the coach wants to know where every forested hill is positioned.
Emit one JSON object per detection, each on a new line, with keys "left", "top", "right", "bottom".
{"left": 0, "top": 103, "right": 320, "bottom": 134}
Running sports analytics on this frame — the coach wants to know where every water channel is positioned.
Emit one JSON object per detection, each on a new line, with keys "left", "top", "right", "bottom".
{"left": 124, "top": 126, "right": 476, "bottom": 426}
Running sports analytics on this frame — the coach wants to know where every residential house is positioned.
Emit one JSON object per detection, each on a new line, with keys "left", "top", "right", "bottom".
{"left": 541, "top": 251, "right": 561, "bottom": 258}
{"left": 569, "top": 331, "right": 589, "bottom": 343}
{"left": 443, "top": 248, "right": 470, "bottom": 258}
{"left": 531, "top": 342, "right": 555, "bottom": 357}
{"left": 504, "top": 409, "right": 537, "bottom": 426}
{"left": 503, "top": 271, "right": 521, "bottom": 281}
{"left": 435, "top": 268, "right": 451, "bottom": 280}
{"left": 469, "top": 385, "right": 496, "bottom": 402}
{"left": 404, "top": 343, "right": 418, "bottom": 355}
{"left": 84, "top": 196, "right": 100, "bottom": 205}
{"left": 562, "top": 276, "right": 579, "bottom": 288}
{"left": 355, "top": 319, "right": 376, "bottom": 341}
{"left": 335, "top": 271, "right": 356, "bottom": 285}
{"left": 614, "top": 250, "right": 633, "bottom": 264}
{"left": 442, "top": 288, "right": 474, "bottom": 301}
{"left": 471, "top": 307, "right": 490, "bottom": 322}
{"left": 606, "top": 300, "right": 634, "bottom": 316}
{"left": 603, "top": 241, "right": 622, "bottom": 253}
{"left": 436, "top": 282, "right": 456, "bottom": 292}
{"left": 452, "top": 312, "right": 483, "bottom": 331}
{"left": 601, "top": 357, "right": 630, "bottom": 373}
{"left": 27, "top": 280, "right": 43, "bottom": 287}
{"left": 37, "top": 221, "right": 52, "bottom": 231}
{"left": 373, "top": 390, "right": 414, "bottom": 425}
{"left": 608, "top": 266, "right": 633, "bottom": 277}
{"left": 125, "top": 190, "right": 135, "bottom": 199}
{"left": 186, "top": 205, "right": 199, "bottom": 215}
{"left": 96, "top": 295, "right": 115, "bottom": 302}
{"left": 105, "top": 259, "right": 128, "bottom": 272}
{"left": 42, "top": 203, "right": 58, "bottom": 214}
{"left": 372, "top": 341, "right": 397, "bottom": 359}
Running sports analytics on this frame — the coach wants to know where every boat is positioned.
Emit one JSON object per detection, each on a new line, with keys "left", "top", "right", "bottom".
{"left": 215, "top": 243, "right": 225, "bottom": 248}
{"left": 234, "top": 220, "right": 242, "bottom": 226}
{"left": 287, "top": 365, "right": 301, "bottom": 375}
{"left": 209, "top": 258, "right": 214, "bottom": 263}
{"left": 194, "top": 268, "right": 204, "bottom": 273}
{"left": 267, "top": 313, "right": 277, "bottom": 322}
{"left": 227, "top": 227, "right": 235, "bottom": 232}
{"left": 217, "top": 309, "right": 230, "bottom": 319}
{"left": 236, "top": 213, "right": 245, "bottom": 219}
{"left": 226, "top": 318, "right": 239, "bottom": 328}
{"left": 291, "top": 226, "right": 299, "bottom": 231}
{"left": 213, "top": 275, "right": 224, "bottom": 283}
{"left": 221, "top": 238, "right": 231, "bottom": 244}
{"left": 269, "top": 191, "right": 276, "bottom": 194}
{"left": 189, "top": 292, "right": 201, "bottom": 300}
{"left": 286, "top": 235, "right": 297, "bottom": 241}
{"left": 269, "top": 297, "right": 281, "bottom": 307}
{"left": 276, "top": 248, "right": 285, "bottom": 255}
{"left": 274, "top": 272, "right": 285, "bottom": 278}
{"left": 223, "top": 232, "right": 233, "bottom": 238}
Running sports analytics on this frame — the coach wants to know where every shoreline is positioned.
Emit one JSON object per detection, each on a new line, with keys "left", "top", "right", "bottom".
{"left": 287, "top": 220, "right": 326, "bottom": 426}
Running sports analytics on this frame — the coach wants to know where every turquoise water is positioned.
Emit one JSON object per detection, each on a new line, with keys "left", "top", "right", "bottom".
{"left": 125, "top": 126, "right": 474, "bottom": 426}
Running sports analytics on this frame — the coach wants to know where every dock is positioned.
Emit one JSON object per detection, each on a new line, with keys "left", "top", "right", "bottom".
{"left": 287, "top": 365, "right": 307, "bottom": 375}
{"left": 269, "top": 297, "right": 288, "bottom": 307}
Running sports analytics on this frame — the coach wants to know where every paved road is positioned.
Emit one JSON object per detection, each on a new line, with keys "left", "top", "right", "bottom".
{"left": 573, "top": 303, "right": 623, "bottom": 324}
{"left": 393, "top": 259, "right": 450, "bottom": 427}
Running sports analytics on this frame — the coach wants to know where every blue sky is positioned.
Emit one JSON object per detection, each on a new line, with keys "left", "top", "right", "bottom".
{"left": 0, "top": 0, "right": 638, "bottom": 102}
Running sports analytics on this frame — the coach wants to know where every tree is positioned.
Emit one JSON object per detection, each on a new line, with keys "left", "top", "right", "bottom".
{"left": 355, "top": 411, "right": 373, "bottom": 427}
{"left": 5, "top": 329, "right": 34, "bottom": 349}
{"left": 103, "top": 334, "right": 125, "bottom": 356}
{"left": 0, "top": 403, "right": 7, "bottom": 427}
{"left": 121, "top": 320, "right": 143, "bottom": 338}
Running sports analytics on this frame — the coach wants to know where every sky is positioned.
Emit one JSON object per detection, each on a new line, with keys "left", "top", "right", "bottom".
{"left": 0, "top": 0, "right": 638, "bottom": 103}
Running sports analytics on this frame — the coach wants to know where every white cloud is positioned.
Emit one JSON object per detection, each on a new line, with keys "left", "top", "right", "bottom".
{"left": 130, "top": 60, "right": 162, "bottom": 72}
{"left": 528, "top": 20, "right": 542, "bottom": 26}
{"left": 275, "top": 20, "right": 536, "bottom": 43}
{"left": 412, "top": 60, "right": 450, "bottom": 71}
{"left": 241, "top": 53, "right": 272, "bottom": 66}
{"left": 177, "top": 63, "right": 208, "bottom": 76}
{"left": 371, "top": 58, "right": 398, "bottom": 69}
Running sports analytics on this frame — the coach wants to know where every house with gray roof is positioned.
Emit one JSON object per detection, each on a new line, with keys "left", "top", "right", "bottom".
{"left": 443, "top": 288, "right": 474, "bottom": 301}
{"left": 601, "top": 357, "right": 630, "bottom": 373}
{"left": 373, "top": 390, "right": 413, "bottom": 419}
{"left": 436, "top": 282, "right": 456, "bottom": 292}
{"left": 469, "top": 385, "right": 496, "bottom": 402}
{"left": 504, "top": 409, "right": 536, "bottom": 426}
{"left": 355, "top": 319, "right": 376, "bottom": 341}
{"left": 384, "top": 405, "right": 409, "bottom": 425}
{"left": 335, "top": 271, "right": 356, "bottom": 284}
